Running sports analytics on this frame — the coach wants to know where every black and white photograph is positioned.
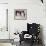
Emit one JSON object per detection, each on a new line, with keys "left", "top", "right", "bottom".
{"left": 14, "top": 9, "right": 27, "bottom": 20}
{"left": 0, "top": 0, "right": 46, "bottom": 46}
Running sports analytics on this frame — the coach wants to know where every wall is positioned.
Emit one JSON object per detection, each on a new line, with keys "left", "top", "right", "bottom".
{"left": 8, "top": 0, "right": 46, "bottom": 45}
{"left": 43, "top": 1, "right": 46, "bottom": 46}
{"left": 0, "top": 0, "right": 8, "bottom": 3}
{"left": 0, "top": 0, "right": 13, "bottom": 46}
{"left": 0, "top": 0, "right": 46, "bottom": 46}
{"left": 0, "top": 4, "right": 9, "bottom": 39}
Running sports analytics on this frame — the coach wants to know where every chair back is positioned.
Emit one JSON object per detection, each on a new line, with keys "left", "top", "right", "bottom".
{"left": 27, "top": 23, "right": 40, "bottom": 35}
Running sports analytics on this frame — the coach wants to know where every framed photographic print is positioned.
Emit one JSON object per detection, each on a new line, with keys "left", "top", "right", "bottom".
{"left": 14, "top": 9, "right": 27, "bottom": 20}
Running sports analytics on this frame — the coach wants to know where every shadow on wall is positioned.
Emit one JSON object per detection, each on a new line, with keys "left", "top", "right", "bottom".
{"left": 40, "top": 25, "right": 45, "bottom": 46}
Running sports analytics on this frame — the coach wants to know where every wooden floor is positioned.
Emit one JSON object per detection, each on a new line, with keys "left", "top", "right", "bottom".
{"left": 19, "top": 41, "right": 43, "bottom": 46}
{"left": 0, "top": 39, "right": 14, "bottom": 43}
{"left": 0, "top": 43, "right": 13, "bottom": 46}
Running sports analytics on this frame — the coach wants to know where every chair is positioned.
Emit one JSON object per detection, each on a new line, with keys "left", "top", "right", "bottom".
{"left": 19, "top": 23, "right": 40, "bottom": 46}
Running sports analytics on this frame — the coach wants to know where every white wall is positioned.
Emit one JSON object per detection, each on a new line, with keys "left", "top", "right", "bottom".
{"left": 0, "top": 2, "right": 9, "bottom": 39}
{"left": 0, "top": 0, "right": 46, "bottom": 46}
{"left": 8, "top": 0, "right": 46, "bottom": 45}
{"left": 0, "top": 0, "right": 8, "bottom": 3}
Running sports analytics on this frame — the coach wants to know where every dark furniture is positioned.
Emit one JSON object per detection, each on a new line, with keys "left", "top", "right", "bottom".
{"left": 19, "top": 23, "right": 40, "bottom": 46}
{"left": 41, "top": 0, "right": 43, "bottom": 3}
